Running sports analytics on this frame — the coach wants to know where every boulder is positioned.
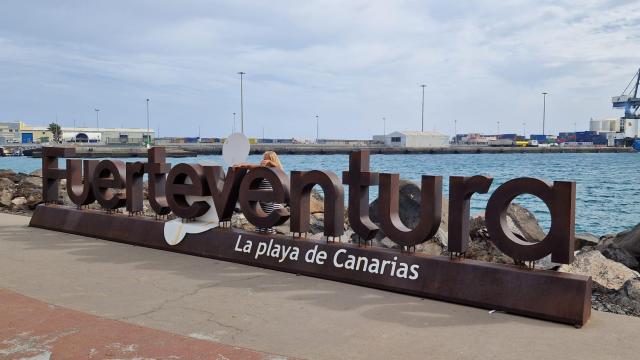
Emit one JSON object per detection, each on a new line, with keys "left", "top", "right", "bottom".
{"left": 596, "top": 224, "right": 640, "bottom": 269}
{"left": 230, "top": 212, "right": 255, "bottom": 232}
{"left": 22, "top": 176, "right": 42, "bottom": 188}
{"left": 26, "top": 193, "right": 43, "bottom": 209}
{"left": 558, "top": 250, "right": 639, "bottom": 292}
{"left": 29, "top": 169, "right": 43, "bottom": 177}
{"left": 309, "top": 213, "right": 325, "bottom": 234}
{"left": 464, "top": 236, "right": 513, "bottom": 265}
{"left": 310, "top": 189, "right": 324, "bottom": 214}
{"left": 615, "top": 278, "right": 640, "bottom": 315}
{"left": 369, "top": 179, "right": 446, "bottom": 230}
{"left": 0, "top": 177, "right": 14, "bottom": 190}
{"left": 368, "top": 178, "right": 449, "bottom": 254}
{"left": 465, "top": 206, "right": 545, "bottom": 265}
{"left": 575, "top": 233, "right": 599, "bottom": 250}
{"left": 11, "top": 196, "right": 27, "bottom": 206}
{"left": 506, "top": 203, "right": 546, "bottom": 242}
{"left": 0, "top": 169, "right": 19, "bottom": 183}
{"left": 598, "top": 246, "right": 639, "bottom": 270}
{"left": 0, "top": 189, "right": 12, "bottom": 207}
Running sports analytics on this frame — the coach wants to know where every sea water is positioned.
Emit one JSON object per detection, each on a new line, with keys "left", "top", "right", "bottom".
{"left": 1, "top": 152, "right": 638, "bottom": 236}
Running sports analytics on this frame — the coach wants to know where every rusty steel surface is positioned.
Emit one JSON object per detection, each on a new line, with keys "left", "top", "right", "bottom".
{"left": 30, "top": 205, "right": 592, "bottom": 326}
{"left": 238, "top": 167, "right": 291, "bottom": 228}
{"left": 447, "top": 175, "right": 493, "bottom": 254}
{"left": 93, "top": 160, "right": 127, "bottom": 210}
{"left": 485, "top": 177, "right": 576, "bottom": 263}
{"left": 290, "top": 170, "right": 344, "bottom": 237}
{"left": 66, "top": 159, "right": 98, "bottom": 206}
{"left": 144, "top": 147, "right": 172, "bottom": 215}
{"left": 378, "top": 174, "right": 442, "bottom": 247}
{"left": 204, "top": 165, "right": 247, "bottom": 222}
{"left": 166, "top": 163, "right": 210, "bottom": 219}
{"left": 342, "top": 151, "right": 379, "bottom": 240}
{"left": 126, "top": 161, "right": 146, "bottom": 214}
{"left": 42, "top": 147, "right": 75, "bottom": 203}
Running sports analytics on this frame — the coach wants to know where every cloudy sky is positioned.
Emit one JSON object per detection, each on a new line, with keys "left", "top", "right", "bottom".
{"left": 1, "top": 0, "right": 639, "bottom": 139}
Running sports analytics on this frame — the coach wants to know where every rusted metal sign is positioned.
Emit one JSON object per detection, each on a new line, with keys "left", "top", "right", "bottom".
{"left": 33, "top": 147, "right": 591, "bottom": 326}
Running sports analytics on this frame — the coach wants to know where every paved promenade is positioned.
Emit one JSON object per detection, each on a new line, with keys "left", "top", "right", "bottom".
{"left": 1, "top": 212, "right": 639, "bottom": 359}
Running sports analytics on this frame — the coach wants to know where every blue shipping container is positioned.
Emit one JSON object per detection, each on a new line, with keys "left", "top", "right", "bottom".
{"left": 21, "top": 133, "right": 33, "bottom": 143}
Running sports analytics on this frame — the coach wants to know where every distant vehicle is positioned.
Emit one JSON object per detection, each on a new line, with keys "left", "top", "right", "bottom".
{"left": 528, "top": 140, "right": 539, "bottom": 147}
{"left": 488, "top": 139, "right": 515, "bottom": 147}
{"left": 515, "top": 140, "right": 529, "bottom": 147}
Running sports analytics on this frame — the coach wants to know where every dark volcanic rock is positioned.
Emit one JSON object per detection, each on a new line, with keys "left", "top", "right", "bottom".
{"left": 575, "top": 233, "right": 599, "bottom": 250}
{"left": 465, "top": 205, "right": 546, "bottom": 265}
{"left": 368, "top": 179, "right": 449, "bottom": 254}
{"left": 597, "top": 224, "right": 640, "bottom": 270}
{"left": 615, "top": 278, "right": 640, "bottom": 315}
{"left": 598, "top": 246, "right": 639, "bottom": 270}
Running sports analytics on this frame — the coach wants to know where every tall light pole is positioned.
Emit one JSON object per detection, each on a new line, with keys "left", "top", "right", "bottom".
{"left": 542, "top": 92, "right": 548, "bottom": 136}
{"left": 146, "top": 99, "right": 150, "bottom": 145}
{"left": 232, "top": 112, "right": 236, "bottom": 133}
{"left": 497, "top": 121, "right": 501, "bottom": 135}
{"left": 383, "top": 117, "right": 386, "bottom": 137}
{"left": 238, "top": 72, "right": 245, "bottom": 134}
{"left": 420, "top": 84, "right": 426, "bottom": 132}
{"left": 94, "top": 108, "right": 99, "bottom": 128}
{"left": 523, "top": 121, "right": 526, "bottom": 138}
{"left": 316, "top": 115, "right": 319, "bottom": 143}
{"left": 454, "top": 119, "right": 457, "bottom": 144}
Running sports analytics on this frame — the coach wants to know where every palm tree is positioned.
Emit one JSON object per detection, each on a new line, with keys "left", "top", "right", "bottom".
{"left": 47, "top": 123, "right": 62, "bottom": 143}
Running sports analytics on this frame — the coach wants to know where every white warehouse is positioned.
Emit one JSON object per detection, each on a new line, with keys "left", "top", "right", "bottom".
{"left": 381, "top": 131, "right": 450, "bottom": 148}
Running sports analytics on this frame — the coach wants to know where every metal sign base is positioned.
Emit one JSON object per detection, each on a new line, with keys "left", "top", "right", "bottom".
{"left": 30, "top": 205, "right": 591, "bottom": 326}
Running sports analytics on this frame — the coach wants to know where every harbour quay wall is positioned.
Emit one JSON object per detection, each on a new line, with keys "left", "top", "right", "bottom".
{"left": 29, "top": 144, "right": 635, "bottom": 157}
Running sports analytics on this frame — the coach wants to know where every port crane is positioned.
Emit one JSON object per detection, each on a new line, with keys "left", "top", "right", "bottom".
{"left": 612, "top": 68, "right": 640, "bottom": 119}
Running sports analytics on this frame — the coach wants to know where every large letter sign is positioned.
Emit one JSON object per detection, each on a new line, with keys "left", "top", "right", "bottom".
{"left": 30, "top": 147, "right": 591, "bottom": 327}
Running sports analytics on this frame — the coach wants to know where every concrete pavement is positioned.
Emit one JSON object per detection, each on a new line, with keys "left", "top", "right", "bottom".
{"left": 1, "top": 212, "right": 639, "bottom": 359}
{"left": 1, "top": 289, "right": 288, "bottom": 359}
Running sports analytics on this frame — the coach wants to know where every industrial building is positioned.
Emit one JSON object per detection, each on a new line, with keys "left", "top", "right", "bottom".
{"left": 0, "top": 121, "right": 154, "bottom": 145}
{"left": 0, "top": 122, "right": 53, "bottom": 144}
{"left": 376, "top": 131, "right": 449, "bottom": 148}
{"left": 63, "top": 127, "right": 154, "bottom": 144}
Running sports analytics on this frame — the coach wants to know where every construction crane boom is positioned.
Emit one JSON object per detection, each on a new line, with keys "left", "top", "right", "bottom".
{"left": 612, "top": 68, "right": 640, "bottom": 119}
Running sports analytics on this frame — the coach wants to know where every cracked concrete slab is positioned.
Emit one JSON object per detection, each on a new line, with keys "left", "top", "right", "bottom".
{"left": 1, "top": 213, "right": 640, "bottom": 360}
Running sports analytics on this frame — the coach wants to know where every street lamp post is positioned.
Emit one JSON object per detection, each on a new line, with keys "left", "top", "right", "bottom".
{"left": 94, "top": 108, "right": 99, "bottom": 128}
{"left": 420, "top": 84, "right": 426, "bottom": 132}
{"left": 383, "top": 117, "right": 386, "bottom": 138}
{"left": 146, "top": 99, "right": 150, "bottom": 145}
{"left": 497, "top": 121, "right": 501, "bottom": 135}
{"left": 316, "top": 115, "right": 319, "bottom": 143}
{"left": 233, "top": 112, "right": 236, "bottom": 133}
{"left": 542, "top": 92, "right": 548, "bottom": 136}
{"left": 238, "top": 72, "right": 245, "bottom": 134}
{"left": 454, "top": 119, "right": 457, "bottom": 144}
{"left": 523, "top": 121, "right": 526, "bottom": 138}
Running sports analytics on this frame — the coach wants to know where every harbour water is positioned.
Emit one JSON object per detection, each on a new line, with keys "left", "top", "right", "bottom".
{"left": 2, "top": 152, "right": 638, "bottom": 236}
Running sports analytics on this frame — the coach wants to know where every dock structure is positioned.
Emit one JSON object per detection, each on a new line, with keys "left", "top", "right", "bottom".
{"left": 27, "top": 143, "right": 635, "bottom": 157}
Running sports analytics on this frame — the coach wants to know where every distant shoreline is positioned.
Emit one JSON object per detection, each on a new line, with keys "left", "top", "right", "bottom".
{"left": 24, "top": 144, "right": 636, "bottom": 158}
